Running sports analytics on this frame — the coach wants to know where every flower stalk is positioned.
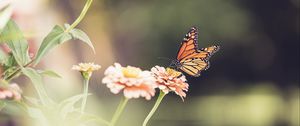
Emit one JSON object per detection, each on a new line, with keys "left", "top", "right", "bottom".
{"left": 65, "top": 0, "right": 93, "bottom": 32}
{"left": 109, "top": 97, "right": 129, "bottom": 126}
{"left": 80, "top": 78, "right": 89, "bottom": 113}
{"left": 142, "top": 91, "right": 166, "bottom": 126}
{"left": 72, "top": 62, "right": 100, "bottom": 113}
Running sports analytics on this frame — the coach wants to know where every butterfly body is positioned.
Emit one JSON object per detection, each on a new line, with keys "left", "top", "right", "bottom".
{"left": 171, "top": 27, "right": 219, "bottom": 77}
{"left": 170, "top": 59, "right": 182, "bottom": 68}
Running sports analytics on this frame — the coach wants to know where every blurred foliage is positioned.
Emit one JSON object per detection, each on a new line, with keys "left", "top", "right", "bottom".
{"left": 0, "top": 4, "right": 13, "bottom": 33}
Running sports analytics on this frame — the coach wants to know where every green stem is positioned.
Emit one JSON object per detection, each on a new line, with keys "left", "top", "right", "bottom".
{"left": 81, "top": 78, "right": 89, "bottom": 113}
{"left": 109, "top": 97, "right": 129, "bottom": 126}
{"left": 3, "top": 59, "right": 35, "bottom": 81}
{"left": 65, "top": 0, "right": 93, "bottom": 32}
{"left": 142, "top": 91, "right": 166, "bottom": 126}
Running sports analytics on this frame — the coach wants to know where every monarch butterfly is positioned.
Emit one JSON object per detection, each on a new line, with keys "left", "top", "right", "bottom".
{"left": 170, "top": 27, "right": 220, "bottom": 77}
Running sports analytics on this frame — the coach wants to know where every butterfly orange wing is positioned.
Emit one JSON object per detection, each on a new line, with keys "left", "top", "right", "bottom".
{"left": 177, "top": 27, "right": 199, "bottom": 61}
{"left": 179, "top": 46, "right": 220, "bottom": 77}
{"left": 175, "top": 27, "right": 220, "bottom": 77}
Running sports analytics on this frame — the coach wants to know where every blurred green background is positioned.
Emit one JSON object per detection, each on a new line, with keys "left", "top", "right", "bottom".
{"left": 1, "top": 0, "right": 299, "bottom": 126}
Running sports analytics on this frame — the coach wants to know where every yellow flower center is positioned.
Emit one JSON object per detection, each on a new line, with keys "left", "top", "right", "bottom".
{"left": 166, "top": 68, "right": 182, "bottom": 77}
{"left": 122, "top": 66, "right": 141, "bottom": 78}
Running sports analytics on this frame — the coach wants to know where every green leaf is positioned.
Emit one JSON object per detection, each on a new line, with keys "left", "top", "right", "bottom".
{"left": 22, "top": 68, "right": 53, "bottom": 106}
{"left": 34, "top": 25, "right": 72, "bottom": 65}
{"left": 70, "top": 28, "right": 95, "bottom": 53}
{"left": 64, "top": 23, "right": 71, "bottom": 29}
{"left": 58, "top": 94, "right": 88, "bottom": 119}
{"left": 0, "top": 49, "right": 7, "bottom": 63}
{"left": 0, "top": 101, "right": 6, "bottom": 111}
{"left": 0, "top": 20, "right": 30, "bottom": 65}
{"left": 37, "top": 69, "right": 62, "bottom": 78}
{"left": 4, "top": 53, "right": 17, "bottom": 67}
{"left": 0, "top": 5, "right": 13, "bottom": 33}
{"left": 24, "top": 96, "right": 41, "bottom": 106}
{"left": 1, "top": 54, "right": 18, "bottom": 79}
{"left": 27, "top": 107, "right": 50, "bottom": 126}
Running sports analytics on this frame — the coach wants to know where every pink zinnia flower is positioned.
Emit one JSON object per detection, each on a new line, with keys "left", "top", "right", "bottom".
{"left": 151, "top": 66, "right": 189, "bottom": 100}
{"left": 102, "top": 63, "right": 156, "bottom": 100}
{"left": 0, "top": 83, "right": 22, "bottom": 100}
